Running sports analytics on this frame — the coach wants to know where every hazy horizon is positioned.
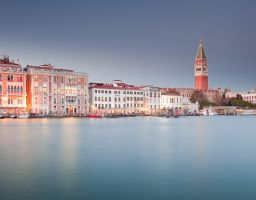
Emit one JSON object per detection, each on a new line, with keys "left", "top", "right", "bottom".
{"left": 0, "top": 0, "right": 255, "bottom": 91}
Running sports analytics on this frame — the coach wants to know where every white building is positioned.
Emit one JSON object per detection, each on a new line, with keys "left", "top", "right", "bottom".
{"left": 240, "top": 90, "right": 256, "bottom": 104}
{"left": 143, "top": 86, "right": 161, "bottom": 114}
{"left": 160, "top": 90, "right": 183, "bottom": 110}
{"left": 181, "top": 97, "right": 199, "bottom": 114}
{"left": 89, "top": 80, "right": 144, "bottom": 115}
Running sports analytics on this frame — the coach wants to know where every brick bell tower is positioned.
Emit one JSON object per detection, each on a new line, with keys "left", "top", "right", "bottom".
{"left": 194, "top": 40, "right": 208, "bottom": 90}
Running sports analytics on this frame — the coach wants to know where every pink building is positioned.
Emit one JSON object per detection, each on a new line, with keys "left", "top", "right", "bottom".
{"left": 25, "top": 64, "right": 89, "bottom": 115}
{"left": 0, "top": 56, "right": 26, "bottom": 114}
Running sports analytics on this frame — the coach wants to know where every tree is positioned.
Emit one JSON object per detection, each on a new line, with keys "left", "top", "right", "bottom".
{"left": 190, "top": 90, "right": 213, "bottom": 109}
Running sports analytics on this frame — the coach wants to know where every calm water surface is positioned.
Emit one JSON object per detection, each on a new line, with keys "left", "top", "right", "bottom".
{"left": 0, "top": 116, "right": 256, "bottom": 200}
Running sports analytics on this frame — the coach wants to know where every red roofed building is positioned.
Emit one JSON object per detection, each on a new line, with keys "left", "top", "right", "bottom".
{"left": 89, "top": 80, "right": 144, "bottom": 115}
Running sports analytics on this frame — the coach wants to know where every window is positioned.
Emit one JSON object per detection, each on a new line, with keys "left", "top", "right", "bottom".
{"left": 8, "top": 86, "right": 10, "bottom": 94}
{"left": 43, "top": 87, "right": 47, "bottom": 95}
{"left": 95, "top": 97, "right": 97, "bottom": 101}
{"left": 35, "top": 87, "right": 38, "bottom": 95}
{"left": 105, "top": 97, "right": 107, "bottom": 101}
{"left": 95, "top": 90, "right": 97, "bottom": 93}
{"left": 0, "top": 85, "right": 2, "bottom": 93}
{"left": 95, "top": 104, "right": 97, "bottom": 108}
{"left": 109, "top": 97, "right": 111, "bottom": 101}
{"left": 109, "top": 91, "right": 111, "bottom": 94}
{"left": 109, "top": 104, "right": 111, "bottom": 108}
{"left": 0, "top": 75, "right": 1, "bottom": 81}
{"left": 105, "top": 90, "right": 107, "bottom": 93}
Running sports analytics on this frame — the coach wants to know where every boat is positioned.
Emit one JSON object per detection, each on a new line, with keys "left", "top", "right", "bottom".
{"left": 201, "top": 109, "right": 218, "bottom": 116}
{"left": 238, "top": 110, "right": 256, "bottom": 116}
{"left": 17, "top": 113, "right": 30, "bottom": 119}
{"left": 10, "top": 114, "right": 17, "bottom": 119}
{"left": 87, "top": 114, "right": 103, "bottom": 118}
{"left": 0, "top": 114, "right": 5, "bottom": 119}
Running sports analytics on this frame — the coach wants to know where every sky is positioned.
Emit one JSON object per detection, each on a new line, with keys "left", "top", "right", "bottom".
{"left": 0, "top": 0, "right": 255, "bottom": 91}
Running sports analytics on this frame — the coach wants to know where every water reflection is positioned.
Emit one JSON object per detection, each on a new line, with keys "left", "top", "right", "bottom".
{"left": 1, "top": 117, "right": 256, "bottom": 200}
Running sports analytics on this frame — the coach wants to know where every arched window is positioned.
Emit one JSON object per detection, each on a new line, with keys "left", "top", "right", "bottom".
{"left": 11, "top": 86, "right": 13, "bottom": 93}
{"left": 14, "top": 86, "right": 16, "bottom": 93}
{"left": 20, "top": 86, "right": 23, "bottom": 93}
{"left": 0, "top": 85, "right": 2, "bottom": 93}
{"left": 8, "top": 86, "right": 10, "bottom": 94}
{"left": 17, "top": 86, "right": 20, "bottom": 94}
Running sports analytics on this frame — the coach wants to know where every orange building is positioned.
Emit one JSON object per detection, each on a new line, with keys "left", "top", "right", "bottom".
{"left": 194, "top": 40, "right": 208, "bottom": 91}
{"left": 0, "top": 56, "right": 27, "bottom": 114}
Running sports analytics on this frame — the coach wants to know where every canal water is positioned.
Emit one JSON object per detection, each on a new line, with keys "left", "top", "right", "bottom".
{"left": 0, "top": 116, "right": 256, "bottom": 200}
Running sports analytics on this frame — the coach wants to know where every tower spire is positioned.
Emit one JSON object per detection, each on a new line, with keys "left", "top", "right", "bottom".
{"left": 196, "top": 39, "right": 206, "bottom": 59}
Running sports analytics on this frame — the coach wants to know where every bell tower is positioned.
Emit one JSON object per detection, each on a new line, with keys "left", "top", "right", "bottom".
{"left": 194, "top": 40, "right": 208, "bottom": 90}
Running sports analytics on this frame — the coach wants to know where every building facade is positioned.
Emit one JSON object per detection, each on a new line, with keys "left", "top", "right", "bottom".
{"left": 0, "top": 56, "right": 26, "bottom": 114}
{"left": 89, "top": 80, "right": 144, "bottom": 115}
{"left": 194, "top": 40, "right": 208, "bottom": 91}
{"left": 160, "top": 90, "right": 183, "bottom": 110}
{"left": 25, "top": 64, "right": 89, "bottom": 115}
{"left": 143, "top": 86, "right": 161, "bottom": 114}
{"left": 239, "top": 90, "right": 256, "bottom": 104}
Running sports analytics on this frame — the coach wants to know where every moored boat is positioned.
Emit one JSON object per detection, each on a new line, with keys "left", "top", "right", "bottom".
{"left": 17, "top": 113, "right": 30, "bottom": 119}
{"left": 87, "top": 114, "right": 103, "bottom": 118}
{"left": 237, "top": 109, "right": 256, "bottom": 116}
